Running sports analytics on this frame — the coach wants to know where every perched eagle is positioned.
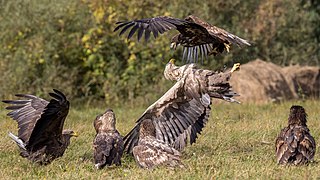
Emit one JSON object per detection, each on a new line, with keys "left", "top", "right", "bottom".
{"left": 93, "top": 109, "right": 124, "bottom": 169}
{"left": 2, "top": 89, "right": 77, "bottom": 165}
{"left": 114, "top": 15, "right": 251, "bottom": 63}
{"left": 124, "top": 59, "right": 240, "bottom": 154}
{"left": 133, "top": 119, "right": 183, "bottom": 169}
{"left": 275, "top": 105, "right": 316, "bottom": 165}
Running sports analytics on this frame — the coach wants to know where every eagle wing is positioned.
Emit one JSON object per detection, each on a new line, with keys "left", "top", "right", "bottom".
{"left": 114, "top": 16, "right": 187, "bottom": 41}
{"left": 124, "top": 78, "right": 211, "bottom": 154}
{"left": 207, "top": 25, "right": 251, "bottom": 47}
{"left": 25, "top": 89, "right": 70, "bottom": 150}
{"left": 3, "top": 94, "right": 49, "bottom": 143}
{"left": 275, "top": 126, "right": 316, "bottom": 165}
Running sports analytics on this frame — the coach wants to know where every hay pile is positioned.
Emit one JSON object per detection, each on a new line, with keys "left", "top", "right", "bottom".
{"left": 230, "top": 59, "right": 296, "bottom": 103}
{"left": 282, "top": 65, "right": 320, "bottom": 99}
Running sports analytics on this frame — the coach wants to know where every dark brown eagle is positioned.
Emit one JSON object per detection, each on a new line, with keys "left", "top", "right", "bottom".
{"left": 114, "top": 15, "right": 251, "bottom": 63}
{"left": 93, "top": 109, "right": 124, "bottom": 169}
{"left": 133, "top": 119, "right": 183, "bottom": 169}
{"left": 2, "top": 89, "right": 77, "bottom": 165}
{"left": 124, "top": 59, "right": 240, "bottom": 154}
{"left": 275, "top": 105, "right": 316, "bottom": 165}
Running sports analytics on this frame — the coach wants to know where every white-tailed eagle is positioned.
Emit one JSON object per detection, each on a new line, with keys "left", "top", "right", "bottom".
{"left": 2, "top": 89, "right": 77, "bottom": 165}
{"left": 114, "top": 15, "right": 251, "bottom": 63}
{"left": 275, "top": 105, "right": 316, "bottom": 165}
{"left": 93, "top": 109, "right": 124, "bottom": 169}
{"left": 123, "top": 59, "right": 240, "bottom": 154}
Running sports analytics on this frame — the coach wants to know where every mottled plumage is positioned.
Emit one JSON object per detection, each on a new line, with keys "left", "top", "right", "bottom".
{"left": 124, "top": 59, "right": 240, "bottom": 154}
{"left": 93, "top": 109, "right": 124, "bottom": 169}
{"left": 275, "top": 105, "right": 316, "bottom": 165}
{"left": 133, "top": 119, "right": 183, "bottom": 169}
{"left": 114, "top": 15, "right": 250, "bottom": 63}
{"left": 3, "top": 89, "right": 77, "bottom": 165}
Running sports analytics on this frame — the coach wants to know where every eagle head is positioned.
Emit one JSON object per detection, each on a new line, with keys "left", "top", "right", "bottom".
{"left": 62, "top": 129, "right": 78, "bottom": 146}
{"left": 288, "top": 105, "right": 307, "bottom": 126}
{"left": 94, "top": 109, "right": 117, "bottom": 133}
{"left": 164, "top": 59, "right": 182, "bottom": 81}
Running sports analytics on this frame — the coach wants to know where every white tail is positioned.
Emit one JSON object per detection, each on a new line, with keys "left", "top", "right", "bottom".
{"left": 8, "top": 132, "right": 26, "bottom": 150}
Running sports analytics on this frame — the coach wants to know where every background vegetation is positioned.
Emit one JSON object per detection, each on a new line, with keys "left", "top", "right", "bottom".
{"left": 1, "top": 100, "right": 320, "bottom": 179}
{"left": 0, "top": 0, "right": 319, "bottom": 103}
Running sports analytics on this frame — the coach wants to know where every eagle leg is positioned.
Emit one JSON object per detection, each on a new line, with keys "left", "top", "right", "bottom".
{"left": 224, "top": 43, "right": 230, "bottom": 52}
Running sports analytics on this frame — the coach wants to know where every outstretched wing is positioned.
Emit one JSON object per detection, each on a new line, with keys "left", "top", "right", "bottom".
{"left": 26, "top": 89, "right": 70, "bottom": 150}
{"left": 207, "top": 25, "right": 251, "bottom": 47}
{"left": 114, "top": 16, "right": 187, "bottom": 41}
{"left": 3, "top": 94, "right": 49, "bottom": 142}
{"left": 124, "top": 79, "right": 211, "bottom": 154}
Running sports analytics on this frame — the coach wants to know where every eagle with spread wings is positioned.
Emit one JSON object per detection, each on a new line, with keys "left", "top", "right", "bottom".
{"left": 275, "top": 105, "right": 316, "bottom": 165}
{"left": 93, "top": 109, "right": 124, "bottom": 169}
{"left": 123, "top": 59, "right": 240, "bottom": 154}
{"left": 114, "top": 15, "right": 251, "bottom": 63}
{"left": 2, "top": 89, "right": 77, "bottom": 165}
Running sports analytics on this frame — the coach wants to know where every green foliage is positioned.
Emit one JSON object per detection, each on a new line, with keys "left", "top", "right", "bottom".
{"left": 1, "top": 100, "right": 320, "bottom": 178}
{"left": 0, "top": 0, "right": 319, "bottom": 102}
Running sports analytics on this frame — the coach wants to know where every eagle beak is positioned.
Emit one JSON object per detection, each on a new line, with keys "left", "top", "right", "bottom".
{"left": 71, "top": 132, "right": 78, "bottom": 137}
{"left": 169, "top": 59, "right": 175, "bottom": 64}
{"left": 170, "top": 42, "right": 177, "bottom": 50}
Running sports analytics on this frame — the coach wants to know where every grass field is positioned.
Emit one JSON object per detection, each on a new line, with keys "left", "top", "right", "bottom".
{"left": 0, "top": 99, "right": 320, "bottom": 179}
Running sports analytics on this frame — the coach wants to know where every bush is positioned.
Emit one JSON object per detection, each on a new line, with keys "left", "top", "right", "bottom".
{"left": 0, "top": 0, "right": 318, "bottom": 104}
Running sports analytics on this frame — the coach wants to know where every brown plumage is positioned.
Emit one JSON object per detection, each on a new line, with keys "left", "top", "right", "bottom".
{"left": 275, "top": 105, "right": 316, "bottom": 165}
{"left": 3, "top": 89, "right": 77, "bottom": 165}
{"left": 114, "top": 15, "right": 250, "bottom": 63}
{"left": 93, "top": 109, "right": 124, "bottom": 169}
{"left": 123, "top": 59, "right": 240, "bottom": 154}
{"left": 133, "top": 119, "right": 183, "bottom": 169}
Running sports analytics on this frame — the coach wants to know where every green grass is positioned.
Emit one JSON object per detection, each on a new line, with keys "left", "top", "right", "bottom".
{"left": 1, "top": 100, "right": 320, "bottom": 179}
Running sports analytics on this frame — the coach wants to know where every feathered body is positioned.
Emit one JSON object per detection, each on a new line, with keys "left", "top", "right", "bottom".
{"left": 275, "top": 105, "right": 316, "bottom": 165}
{"left": 123, "top": 59, "right": 240, "bottom": 154}
{"left": 114, "top": 15, "right": 250, "bottom": 62}
{"left": 93, "top": 109, "right": 123, "bottom": 169}
{"left": 133, "top": 119, "right": 183, "bottom": 169}
{"left": 3, "top": 89, "right": 77, "bottom": 165}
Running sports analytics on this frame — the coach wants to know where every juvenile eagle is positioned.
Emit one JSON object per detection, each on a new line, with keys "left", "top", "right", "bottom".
{"left": 2, "top": 89, "right": 77, "bottom": 165}
{"left": 124, "top": 59, "right": 240, "bottom": 154}
{"left": 114, "top": 15, "right": 251, "bottom": 63}
{"left": 275, "top": 105, "right": 316, "bottom": 165}
{"left": 133, "top": 119, "right": 183, "bottom": 169}
{"left": 93, "top": 109, "right": 124, "bottom": 169}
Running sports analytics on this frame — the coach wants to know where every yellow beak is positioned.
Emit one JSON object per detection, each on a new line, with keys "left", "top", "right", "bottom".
{"left": 169, "top": 58, "right": 175, "bottom": 64}
{"left": 71, "top": 131, "right": 78, "bottom": 137}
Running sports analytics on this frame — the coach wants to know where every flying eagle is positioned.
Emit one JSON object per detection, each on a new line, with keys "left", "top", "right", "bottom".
{"left": 133, "top": 119, "right": 183, "bottom": 169}
{"left": 2, "top": 89, "right": 77, "bottom": 165}
{"left": 93, "top": 109, "right": 124, "bottom": 169}
{"left": 114, "top": 15, "right": 251, "bottom": 63}
{"left": 123, "top": 59, "right": 240, "bottom": 154}
{"left": 275, "top": 105, "right": 316, "bottom": 165}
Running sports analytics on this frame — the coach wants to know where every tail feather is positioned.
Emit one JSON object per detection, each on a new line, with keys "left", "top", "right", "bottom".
{"left": 8, "top": 132, "right": 26, "bottom": 151}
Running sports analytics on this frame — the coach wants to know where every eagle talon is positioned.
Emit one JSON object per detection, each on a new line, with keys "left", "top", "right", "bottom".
{"left": 224, "top": 43, "right": 230, "bottom": 52}
{"left": 230, "top": 63, "right": 240, "bottom": 73}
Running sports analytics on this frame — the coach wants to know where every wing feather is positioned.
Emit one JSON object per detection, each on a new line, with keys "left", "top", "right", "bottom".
{"left": 123, "top": 79, "right": 211, "bottom": 154}
{"left": 26, "top": 89, "right": 70, "bottom": 150}
{"left": 3, "top": 94, "right": 49, "bottom": 142}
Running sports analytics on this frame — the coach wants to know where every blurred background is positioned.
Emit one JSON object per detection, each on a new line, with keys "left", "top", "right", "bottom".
{"left": 0, "top": 0, "right": 319, "bottom": 106}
